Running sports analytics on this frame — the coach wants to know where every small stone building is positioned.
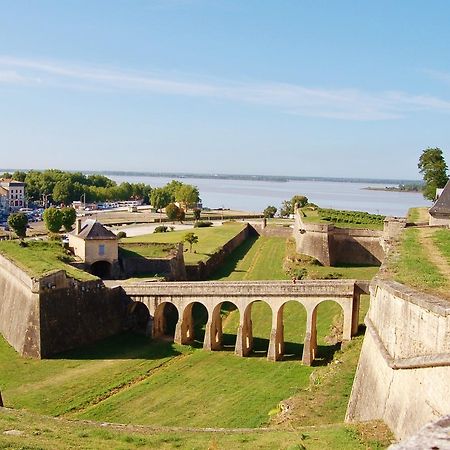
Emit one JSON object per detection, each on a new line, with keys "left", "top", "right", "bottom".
{"left": 429, "top": 180, "right": 450, "bottom": 226}
{"left": 68, "top": 219, "right": 119, "bottom": 278}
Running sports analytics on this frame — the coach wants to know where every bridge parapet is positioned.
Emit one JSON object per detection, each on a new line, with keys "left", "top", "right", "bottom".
{"left": 121, "top": 279, "right": 359, "bottom": 298}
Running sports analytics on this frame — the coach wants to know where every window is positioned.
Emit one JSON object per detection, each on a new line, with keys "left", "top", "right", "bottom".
{"left": 99, "top": 244, "right": 105, "bottom": 256}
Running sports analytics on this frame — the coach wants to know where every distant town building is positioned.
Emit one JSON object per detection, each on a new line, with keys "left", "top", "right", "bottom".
{"left": 429, "top": 180, "right": 450, "bottom": 226}
{"left": 0, "top": 179, "right": 26, "bottom": 212}
{"left": 68, "top": 218, "right": 119, "bottom": 278}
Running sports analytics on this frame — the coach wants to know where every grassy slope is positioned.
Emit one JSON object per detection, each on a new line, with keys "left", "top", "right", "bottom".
{"left": 388, "top": 227, "right": 446, "bottom": 291}
{"left": 123, "top": 223, "right": 246, "bottom": 264}
{"left": 0, "top": 240, "right": 96, "bottom": 281}
{"left": 0, "top": 409, "right": 390, "bottom": 450}
{"left": 432, "top": 228, "right": 450, "bottom": 263}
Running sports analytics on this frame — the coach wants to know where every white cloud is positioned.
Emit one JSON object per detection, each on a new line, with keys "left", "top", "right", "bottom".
{"left": 1, "top": 56, "right": 450, "bottom": 120}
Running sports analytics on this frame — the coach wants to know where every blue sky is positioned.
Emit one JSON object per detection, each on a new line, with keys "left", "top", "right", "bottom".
{"left": 1, "top": 0, "right": 450, "bottom": 179}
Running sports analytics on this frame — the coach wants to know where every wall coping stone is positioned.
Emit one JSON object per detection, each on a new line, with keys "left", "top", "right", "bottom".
{"left": 371, "top": 278, "right": 450, "bottom": 317}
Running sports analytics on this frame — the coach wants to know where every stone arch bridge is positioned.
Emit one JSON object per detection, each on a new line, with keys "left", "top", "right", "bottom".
{"left": 120, "top": 280, "right": 367, "bottom": 365}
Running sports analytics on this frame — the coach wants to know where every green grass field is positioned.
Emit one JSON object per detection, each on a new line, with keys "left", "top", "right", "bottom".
{"left": 0, "top": 240, "right": 96, "bottom": 281}
{"left": 0, "top": 408, "right": 390, "bottom": 450}
{"left": 432, "top": 228, "right": 450, "bottom": 263}
{"left": 388, "top": 227, "right": 447, "bottom": 291}
{"left": 123, "top": 223, "right": 246, "bottom": 265}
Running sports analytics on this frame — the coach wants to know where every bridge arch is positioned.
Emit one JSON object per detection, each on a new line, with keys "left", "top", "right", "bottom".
{"left": 128, "top": 301, "right": 151, "bottom": 336}
{"left": 237, "top": 299, "right": 273, "bottom": 357}
{"left": 176, "top": 301, "right": 209, "bottom": 347}
{"left": 153, "top": 301, "right": 180, "bottom": 340}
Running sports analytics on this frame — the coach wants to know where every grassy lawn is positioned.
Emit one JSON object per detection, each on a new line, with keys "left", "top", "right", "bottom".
{"left": 388, "top": 228, "right": 447, "bottom": 291}
{"left": 432, "top": 228, "right": 450, "bottom": 263}
{"left": 119, "top": 242, "right": 177, "bottom": 259}
{"left": 0, "top": 409, "right": 391, "bottom": 450}
{"left": 0, "top": 240, "right": 96, "bottom": 281}
{"left": 407, "top": 206, "right": 429, "bottom": 224}
{"left": 210, "top": 235, "right": 289, "bottom": 280}
{"left": 123, "top": 223, "right": 246, "bottom": 265}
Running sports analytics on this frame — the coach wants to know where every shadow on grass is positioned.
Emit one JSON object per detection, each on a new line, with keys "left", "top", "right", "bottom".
{"left": 208, "top": 235, "right": 259, "bottom": 279}
{"left": 52, "top": 332, "right": 182, "bottom": 361}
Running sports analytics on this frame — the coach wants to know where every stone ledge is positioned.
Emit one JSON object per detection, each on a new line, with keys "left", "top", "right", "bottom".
{"left": 365, "top": 317, "right": 450, "bottom": 370}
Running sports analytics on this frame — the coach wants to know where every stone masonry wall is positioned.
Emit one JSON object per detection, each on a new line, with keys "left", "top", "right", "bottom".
{"left": 0, "top": 253, "right": 41, "bottom": 357}
{"left": 186, "top": 224, "right": 255, "bottom": 280}
{"left": 346, "top": 278, "right": 450, "bottom": 440}
{"left": 293, "top": 210, "right": 386, "bottom": 266}
{"left": 120, "top": 243, "right": 186, "bottom": 280}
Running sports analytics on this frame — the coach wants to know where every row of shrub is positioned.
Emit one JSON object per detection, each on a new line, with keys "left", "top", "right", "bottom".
{"left": 318, "top": 208, "right": 385, "bottom": 225}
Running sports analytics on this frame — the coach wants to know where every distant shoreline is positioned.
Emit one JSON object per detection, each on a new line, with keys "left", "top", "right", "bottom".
{"left": 363, "top": 186, "right": 423, "bottom": 194}
{"left": 0, "top": 168, "right": 421, "bottom": 186}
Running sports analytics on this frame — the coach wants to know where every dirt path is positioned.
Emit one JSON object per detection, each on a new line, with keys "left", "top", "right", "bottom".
{"left": 418, "top": 227, "right": 450, "bottom": 278}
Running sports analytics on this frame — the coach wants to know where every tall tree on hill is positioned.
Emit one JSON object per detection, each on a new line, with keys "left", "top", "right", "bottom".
{"left": 8, "top": 212, "right": 28, "bottom": 241}
{"left": 43, "top": 207, "right": 63, "bottom": 233}
{"left": 418, "top": 148, "right": 449, "bottom": 200}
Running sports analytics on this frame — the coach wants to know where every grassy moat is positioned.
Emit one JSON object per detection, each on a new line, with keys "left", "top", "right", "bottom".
{"left": 0, "top": 222, "right": 393, "bottom": 449}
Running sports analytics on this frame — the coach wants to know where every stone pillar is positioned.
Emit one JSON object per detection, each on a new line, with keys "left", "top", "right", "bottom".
{"left": 203, "top": 306, "right": 222, "bottom": 351}
{"left": 235, "top": 307, "right": 253, "bottom": 357}
{"left": 152, "top": 306, "right": 165, "bottom": 338}
{"left": 342, "top": 299, "right": 353, "bottom": 342}
{"left": 302, "top": 307, "right": 317, "bottom": 365}
{"left": 267, "top": 306, "right": 284, "bottom": 361}
{"left": 174, "top": 306, "right": 194, "bottom": 345}
{"left": 351, "top": 292, "right": 361, "bottom": 336}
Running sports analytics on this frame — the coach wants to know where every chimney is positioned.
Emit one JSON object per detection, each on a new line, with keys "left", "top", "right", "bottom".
{"left": 76, "top": 218, "right": 82, "bottom": 234}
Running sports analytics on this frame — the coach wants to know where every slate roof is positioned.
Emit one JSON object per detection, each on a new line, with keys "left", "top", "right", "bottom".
{"left": 430, "top": 180, "right": 450, "bottom": 215}
{"left": 72, "top": 219, "right": 117, "bottom": 240}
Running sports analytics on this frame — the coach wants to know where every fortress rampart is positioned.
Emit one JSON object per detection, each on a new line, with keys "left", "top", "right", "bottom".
{"left": 346, "top": 278, "right": 450, "bottom": 439}
{"left": 293, "top": 210, "right": 405, "bottom": 266}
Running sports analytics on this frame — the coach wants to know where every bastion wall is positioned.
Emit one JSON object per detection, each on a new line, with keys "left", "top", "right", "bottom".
{"left": 346, "top": 278, "right": 450, "bottom": 439}
{"left": 0, "top": 253, "right": 129, "bottom": 358}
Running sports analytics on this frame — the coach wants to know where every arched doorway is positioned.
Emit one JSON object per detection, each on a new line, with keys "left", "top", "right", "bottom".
{"left": 90, "top": 260, "right": 112, "bottom": 279}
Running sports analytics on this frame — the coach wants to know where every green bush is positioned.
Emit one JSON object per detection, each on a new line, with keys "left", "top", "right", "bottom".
{"left": 116, "top": 231, "right": 127, "bottom": 239}
{"left": 194, "top": 221, "right": 213, "bottom": 228}
{"left": 154, "top": 225, "right": 169, "bottom": 233}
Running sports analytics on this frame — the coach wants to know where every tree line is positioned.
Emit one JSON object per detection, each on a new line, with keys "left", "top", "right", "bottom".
{"left": 0, "top": 170, "right": 200, "bottom": 209}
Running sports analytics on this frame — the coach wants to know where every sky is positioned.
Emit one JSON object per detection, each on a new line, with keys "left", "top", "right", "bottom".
{"left": 1, "top": 0, "right": 450, "bottom": 180}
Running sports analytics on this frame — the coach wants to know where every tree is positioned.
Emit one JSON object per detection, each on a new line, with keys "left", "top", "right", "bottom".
{"left": 8, "top": 212, "right": 28, "bottom": 240}
{"left": 183, "top": 232, "right": 198, "bottom": 252}
{"left": 279, "top": 200, "right": 292, "bottom": 218}
{"left": 151, "top": 188, "right": 171, "bottom": 222}
{"left": 61, "top": 207, "right": 76, "bottom": 232}
{"left": 43, "top": 207, "right": 63, "bottom": 233}
{"left": 291, "top": 195, "right": 309, "bottom": 209}
{"left": 52, "top": 180, "right": 72, "bottom": 205}
{"left": 165, "top": 203, "right": 180, "bottom": 222}
{"left": 418, "top": 148, "right": 449, "bottom": 200}
{"left": 263, "top": 205, "right": 277, "bottom": 218}
{"left": 193, "top": 208, "right": 201, "bottom": 221}
{"left": 177, "top": 207, "right": 185, "bottom": 223}
{"left": 175, "top": 184, "right": 200, "bottom": 211}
